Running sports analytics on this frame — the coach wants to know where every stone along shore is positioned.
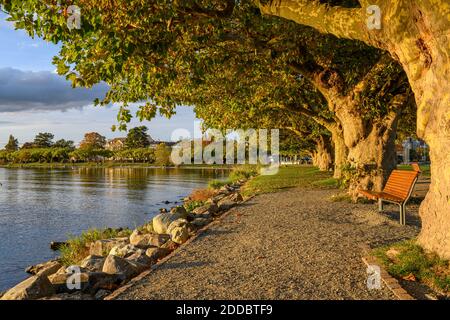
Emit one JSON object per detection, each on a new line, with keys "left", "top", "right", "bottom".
{"left": 0, "top": 180, "right": 246, "bottom": 300}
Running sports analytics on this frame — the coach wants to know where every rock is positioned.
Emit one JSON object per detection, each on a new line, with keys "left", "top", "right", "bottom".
{"left": 160, "top": 240, "right": 179, "bottom": 252}
{"left": 89, "top": 237, "right": 129, "bottom": 256}
{"left": 192, "top": 217, "right": 213, "bottom": 228}
{"left": 192, "top": 203, "right": 218, "bottom": 215}
{"left": 129, "top": 229, "right": 170, "bottom": 247}
{"left": 80, "top": 255, "right": 106, "bottom": 272}
{"left": 209, "top": 193, "right": 227, "bottom": 204}
{"left": 230, "top": 192, "right": 244, "bottom": 202}
{"left": 117, "top": 230, "right": 132, "bottom": 237}
{"left": 153, "top": 211, "right": 188, "bottom": 234}
{"left": 109, "top": 244, "right": 139, "bottom": 258}
{"left": 102, "top": 255, "right": 140, "bottom": 280}
{"left": 145, "top": 247, "right": 171, "bottom": 263}
{"left": 170, "top": 205, "right": 187, "bottom": 216}
{"left": 146, "top": 224, "right": 154, "bottom": 233}
{"left": 1, "top": 275, "right": 55, "bottom": 300}
{"left": 94, "top": 289, "right": 111, "bottom": 300}
{"left": 163, "top": 200, "right": 171, "bottom": 204}
{"left": 167, "top": 219, "right": 190, "bottom": 244}
{"left": 159, "top": 208, "right": 168, "bottom": 213}
{"left": 40, "top": 292, "right": 94, "bottom": 300}
{"left": 126, "top": 249, "right": 152, "bottom": 266}
{"left": 25, "top": 260, "right": 62, "bottom": 278}
{"left": 50, "top": 272, "right": 122, "bottom": 294}
{"left": 50, "top": 241, "right": 67, "bottom": 251}
{"left": 217, "top": 198, "right": 235, "bottom": 212}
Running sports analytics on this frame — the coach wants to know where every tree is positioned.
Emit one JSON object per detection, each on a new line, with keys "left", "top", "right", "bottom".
{"left": 3, "top": 0, "right": 448, "bottom": 256}
{"left": 154, "top": 143, "right": 172, "bottom": 166}
{"left": 53, "top": 139, "right": 75, "bottom": 149}
{"left": 79, "top": 132, "right": 106, "bottom": 150}
{"left": 33, "top": 132, "right": 54, "bottom": 148}
{"left": 125, "top": 126, "right": 151, "bottom": 149}
{"left": 21, "top": 142, "right": 35, "bottom": 150}
{"left": 255, "top": 0, "right": 450, "bottom": 257}
{"left": 4, "top": 135, "right": 18, "bottom": 151}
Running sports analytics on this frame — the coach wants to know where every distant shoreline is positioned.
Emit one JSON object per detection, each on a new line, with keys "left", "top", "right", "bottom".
{"left": 0, "top": 162, "right": 235, "bottom": 170}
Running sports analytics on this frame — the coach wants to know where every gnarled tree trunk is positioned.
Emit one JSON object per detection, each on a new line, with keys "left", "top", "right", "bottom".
{"left": 311, "top": 135, "right": 333, "bottom": 171}
{"left": 330, "top": 126, "right": 347, "bottom": 179}
{"left": 342, "top": 114, "right": 400, "bottom": 197}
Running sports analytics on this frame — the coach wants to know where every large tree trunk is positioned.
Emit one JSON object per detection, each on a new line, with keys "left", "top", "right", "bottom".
{"left": 343, "top": 117, "right": 399, "bottom": 198}
{"left": 311, "top": 135, "right": 333, "bottom": 171}
{"left": 415, "top": 70, "right": 450, "bottom": 257}
{"left": 330, "top": 127, "right": 347, "bottom": 179}
{"left": 257, "top": 0, "right": 450, "bottom": 257}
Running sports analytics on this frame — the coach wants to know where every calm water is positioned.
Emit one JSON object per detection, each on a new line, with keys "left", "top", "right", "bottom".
{"left": 0, "top": 167, "right": 228, "bottom": 291}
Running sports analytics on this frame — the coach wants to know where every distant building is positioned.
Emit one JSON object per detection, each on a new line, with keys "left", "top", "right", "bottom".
{"left": 149, "top": 141, "right": 177, "bottom": 149}
{"left": 396, "top": 137, "right": 429, "bottom": 164}
{"left": 105, "top": 138, "right": 126, "bottom": 151}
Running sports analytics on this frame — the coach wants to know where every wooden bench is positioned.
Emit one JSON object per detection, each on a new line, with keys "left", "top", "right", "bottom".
{"left": 411, "top": 162, "right": 422, "bottom": 173}
{"left": 358, "top": 170, "right": 419, "bottom": 225}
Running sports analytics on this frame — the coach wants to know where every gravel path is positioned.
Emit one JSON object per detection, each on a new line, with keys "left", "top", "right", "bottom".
{"left": 112, "top": 188, "right": 421, "bottom": 300}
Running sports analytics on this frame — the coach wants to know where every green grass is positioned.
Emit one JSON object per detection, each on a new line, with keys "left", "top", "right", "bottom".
{"left": 184, "top": 200, "right": 205, "bottom": 212}
{"left": 59, "top": 228, "right": 132, "bottom": 266}
{"left": 208, "top": 179, "right": 231, "bottom": 190}
{"left": 373, "top": 240, "right": 450, "bottom": 295}
{"left": 241, "top": 165, "right": 334, "bottom": 197}
{"left": 397, "top": 164, "right": 430, "bottom": 176}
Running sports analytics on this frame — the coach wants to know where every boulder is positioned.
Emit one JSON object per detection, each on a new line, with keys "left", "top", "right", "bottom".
{"left": 129, "top": 229, "right": 170, "bottom": 247}
{"left": 109, "top": 244, "right": 139, "bottom": 258}
{"left": 126, "top": 249, "right": 152, "bottom": 267}
{"left": 170, "top": 205, "right": 188, "bottom": 216}
{"left": 153, "top": 211, "right": 187, "bottom": 234}
{"left": 145, "top": 221, "right": 154, "bottom": 233}
{"left": 1, "top": 275, "right": 54, "bottom": 300}
{"left": 145, "top": 247, "right": 171, "bottom": 263}
{"left": 160, "top": 240, "right": 179, "bottom": 252}
{"left": 209, "top": 193, "right": 227, "bottom": 204}
{"left": 167, "top": 219, "right": 190, "bottom": 244}
{"left": 102, "top": 255, "right": 140, "bottom": 280}
{"left": 80, "top": 255, "right": 106, "bottom": 272}
{"left": 94, "top": 289, "right": 111, "bottom": 300}
{"left": 40, "top": 292, "right": 94, "bottom": 300}
{"left": 89, "top": 237, "right": 129, "bottom": 256}
{"left": 230, "top": 192, "right": 244, "bottom": 202}
{"left": 25, "top": 260, "right": 62, "bottom": 278}
{"left": 50, "top": 272, "right": 122, "bottom": 294}
{"left": 192, "top": 203, "right": 218, "bottom": 215}
{"left": 217, "top": 197, "right": 236, "bottom": 212}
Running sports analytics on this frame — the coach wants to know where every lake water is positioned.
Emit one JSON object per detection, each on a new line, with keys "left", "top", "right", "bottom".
{"left": 0, "top": 166, "right": 228, "bottom": 291}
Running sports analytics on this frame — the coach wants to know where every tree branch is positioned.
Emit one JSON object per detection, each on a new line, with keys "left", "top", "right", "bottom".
{"left": 255, "top": 0, "right": 382, "bottom": 48}
{"left": 176, "top": 0, "right": 235, "bottom": 19}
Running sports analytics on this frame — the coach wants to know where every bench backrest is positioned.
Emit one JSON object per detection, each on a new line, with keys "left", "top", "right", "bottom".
{"left": 411, "top": 162, "right": 422, "bottom": 173}
{"left": 383, "top": 170, "right": 419, "bottom": 201}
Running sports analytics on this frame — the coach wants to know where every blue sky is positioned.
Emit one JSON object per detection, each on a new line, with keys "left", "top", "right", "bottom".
{"left": 0, "top": 13, "right": 199, "bottom": 147}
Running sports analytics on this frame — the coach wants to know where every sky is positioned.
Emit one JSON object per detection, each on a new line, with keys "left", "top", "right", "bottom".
{"left": 0, "top": 13, "right": 200, "bottom": 147}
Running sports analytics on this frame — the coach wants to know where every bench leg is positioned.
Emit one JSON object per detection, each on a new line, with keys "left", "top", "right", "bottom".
{"left": 399, "top": 203, "right": 406, "bottom": 226}
{"left": 378, "top": 198, "right": 383, "bottom": 212}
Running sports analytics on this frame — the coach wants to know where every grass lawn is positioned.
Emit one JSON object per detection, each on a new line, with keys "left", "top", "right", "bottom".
{"left": 397, "top": 164, "right": 430, "bottom": 176}
{"left": 242, "top": 165, "right": 337, "bottom": 197}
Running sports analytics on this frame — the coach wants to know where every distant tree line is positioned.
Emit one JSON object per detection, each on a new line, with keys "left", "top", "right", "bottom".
{"left": 0, "top": 126, "right": 172, "bottom": 166}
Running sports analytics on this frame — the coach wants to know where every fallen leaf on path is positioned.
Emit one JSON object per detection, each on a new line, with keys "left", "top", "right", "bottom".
{"left": 402, "top": 273, "right": 416, "bottom": 281}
